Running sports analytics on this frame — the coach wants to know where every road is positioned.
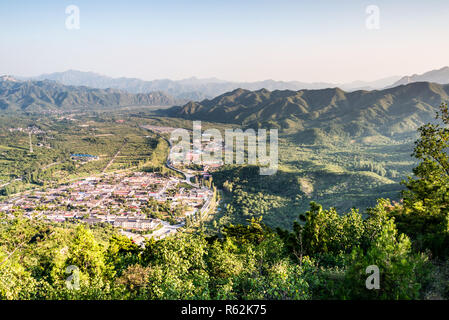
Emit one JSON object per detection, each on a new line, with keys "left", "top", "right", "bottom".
{"left": 140, "top": 125, "right": 196, "bottom": 185}
{"left": 145, "top": 220, "right": 185, "bottom": 241}
{"left": 139, "top": 125, "right": 215, "bottom": 238}
{"left": 41, "top": 161, "right": 61, "bottom": 170}
{"left": 102, "top": 140, "right": 127, "bottom": 173}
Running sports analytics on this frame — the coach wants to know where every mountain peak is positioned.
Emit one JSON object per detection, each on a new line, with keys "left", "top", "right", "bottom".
{"left": 0, "top": 79, "right": 181, "bottom": 111}
{"left": 167, "top": 82, "right": 449, "bottom": 138}
{"left": 230, "top": 88, "right": 249, "bottom": 94}
{"left": 389, "top": 66, "right": 449, "bottom": 88}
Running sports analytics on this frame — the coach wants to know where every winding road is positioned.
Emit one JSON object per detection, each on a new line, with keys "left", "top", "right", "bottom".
{"left": 139, "top": 124, "right": 214, "bottom": 240}
{"left": 140, "top": 125, "right": 195, "bottom": 184}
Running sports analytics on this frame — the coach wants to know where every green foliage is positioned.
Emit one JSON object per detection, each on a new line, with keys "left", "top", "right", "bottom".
{"left": 344, "top": 218, "right": 428, "bottom": 299}
{"left": 0, "top": 79, "right": 177, "bottom": 112}
{"left": 299, "top": 202, "right": 365, "bottom": 256}
{"left": 106, "top": 234, "right": 140, "bottom": 277}
{"left": 167, "top": 82, "right": 448, "bottom": 142}
{"left": 1, "top": 104, "right": 449, "bottom": 300}
{"left": 221, "top": 217, "right": 268, "bottom": 245}
{"left": 395, "top": 103, "right": 449, "bottom": 256}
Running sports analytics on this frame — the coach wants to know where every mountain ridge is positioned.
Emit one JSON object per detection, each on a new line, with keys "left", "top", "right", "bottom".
{"left": 164, "top": 82, "right": 449, "bottom": 142}
{"left": 23, "top": 70, "right": 403, "bottom": 100}
{"left": 16, "top": 67, "right": 449, "bottom": 100}
{"left": 0, "top": 77, "right": 182, "bottom": 112}
{"left": 388, "top": 66, "right": 449, "bottom": 88}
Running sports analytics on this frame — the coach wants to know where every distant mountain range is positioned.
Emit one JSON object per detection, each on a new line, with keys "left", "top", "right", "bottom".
{"left": 25, "top": 70, "right": 336, "bottom": 100}
{"left": 0, "top": 76, "right": 180, "bottom": 112}
{"left": 387, "top": 66, "right": 449, "bottom": 88}
{"left": 13, "top": 67, "right": 449, "bottom": 102}
{"left": 3, "top": 68, "right": 449, "bottom": 144}
{"left": 21, "top": 70, "right": 404, "bottom": 100}
{"left": 165, "top": 82, "right": 449, "bottom": 143}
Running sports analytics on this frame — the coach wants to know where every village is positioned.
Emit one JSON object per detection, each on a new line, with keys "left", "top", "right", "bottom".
{"left": 0, "top": 171, "right": 215, "bottom": 244}
{"left": 0, "top": 124, "right": 223, "bottom": 245}
{"left": 141, "top": 123, "right": 225, "bottom": 180}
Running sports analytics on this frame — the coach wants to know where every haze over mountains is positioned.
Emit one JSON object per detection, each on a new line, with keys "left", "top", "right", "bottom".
{"left": 0, "top": 76, "right": 179, "bottom": 112}
{"left": 22, "top": 70, "right": 405, "bottom": 100}
{"left": 26, "top": 70, "right": 336, "bottom": 101}
{"left": 2, "top": 66, "right": 449, "bottom": 145}
{"left": 166, "top": 82, "right": 449, "bottom": 143}
{"left": 20, "top": 67, "right": 449, "bottom": 101}
{"left": 388, "top": 66, "right": 449, "bottom": 88}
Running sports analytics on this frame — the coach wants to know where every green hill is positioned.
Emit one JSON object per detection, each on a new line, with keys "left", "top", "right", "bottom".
{"left": 0, "top": 78, "right": 180, "bottom": 112}
{"left": 165, "top": 82, "right": 449, "bottom": 141}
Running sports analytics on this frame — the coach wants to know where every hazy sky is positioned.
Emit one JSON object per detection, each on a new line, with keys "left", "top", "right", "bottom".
{"left": 1, "top": 0, "right": 449, "bottom": 83}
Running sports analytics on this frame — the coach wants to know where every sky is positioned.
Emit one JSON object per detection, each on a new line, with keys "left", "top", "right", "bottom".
{"left": 1, "top": 0, "right": 449, "bottom": 83}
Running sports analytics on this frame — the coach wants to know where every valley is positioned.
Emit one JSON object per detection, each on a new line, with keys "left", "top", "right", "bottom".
{"left": 0, "top": 76, "right": 429, "bottom": 232}
{"left": 2, "top": 0, "right": 449, "bottom": 302}
{"left": 0, "top": 78, "right": 448, "bottom": 300}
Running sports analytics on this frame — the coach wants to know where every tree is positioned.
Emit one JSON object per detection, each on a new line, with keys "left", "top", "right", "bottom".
{"left": 116, "top": 264, "right": 151, "bottom": 296}
{"left": 344, "top": 217, "right": 428, "bottom": 299}
{"left": 279, "top": 202, "right": 365, "bottom": 263}
{"left": 58, "top": 226, "right": 110, "bottom": 286}
{"left": 395, "top": 103, "right": 449, "bottom": 256}
{"left": 140, "top": 234, "right": 210, "bottom": 299}
{"left": 221, "top": 217, "right": 268, "bottom": 246}
{"left": 106, "top": 235, "right": 140, "bottom": 277}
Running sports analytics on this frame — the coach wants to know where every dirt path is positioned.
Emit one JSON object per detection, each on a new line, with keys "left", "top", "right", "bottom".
{"left": 102, "top": 141, "right": 127, "bottom": 173}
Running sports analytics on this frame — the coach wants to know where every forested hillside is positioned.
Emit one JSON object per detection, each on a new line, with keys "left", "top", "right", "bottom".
{"left": 166, "top": 82, "right": 449, "bottom": 141}
{"left": 1, "top": 104, "right": 448, "bottom": 300}
{"left": 0, "top": 78, "right": 180, "bottom": 112}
